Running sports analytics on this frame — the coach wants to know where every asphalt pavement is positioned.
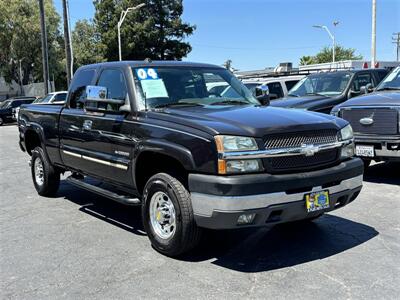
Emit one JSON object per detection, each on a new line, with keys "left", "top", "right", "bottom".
{"left": 1, "top": 124, "right": 399, "bottom": 299}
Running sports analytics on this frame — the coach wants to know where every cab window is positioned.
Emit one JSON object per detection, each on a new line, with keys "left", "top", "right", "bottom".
{"left": 267, "top": 82, "right": 284, "bottom": 99}
{"left": 93, "top": 69, "right": 127, "bottom": 111}
{"left": 352, "top": 73, "right": 373, "bottom": 92}
{"left": 69, "top": 69, "right": 96, "bottom": 108}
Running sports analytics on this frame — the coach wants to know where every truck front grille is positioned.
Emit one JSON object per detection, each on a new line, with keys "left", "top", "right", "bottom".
{"left": 266, "top": 149, "right": 339, "bottom": 172}
{"left": 340, "top": 108, "right": 399, "bottom": 135}
{"left": 264, "top": 129, "right": 340, "bottom": 173}
{"left": 264, "top": 129, "right": 338, "bottom": 149}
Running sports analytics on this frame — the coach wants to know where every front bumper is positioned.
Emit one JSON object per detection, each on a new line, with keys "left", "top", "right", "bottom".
{"left": 189, "top": 158, "right": 363, "bottom": 229}
{"left": 355, "top": 134, "right": 400, "bottom": 161}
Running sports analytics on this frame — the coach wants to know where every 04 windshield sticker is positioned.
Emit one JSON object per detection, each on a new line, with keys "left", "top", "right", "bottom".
{"left": 135, "top": 68, "right": 169, "bottom": 98}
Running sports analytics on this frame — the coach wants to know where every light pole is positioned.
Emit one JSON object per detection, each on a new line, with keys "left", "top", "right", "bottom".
{"left": 313, "top": 25, "right": 336, "bottom": 63}
{"left": 118, "top": 3, "right": 146, "bottom": 61}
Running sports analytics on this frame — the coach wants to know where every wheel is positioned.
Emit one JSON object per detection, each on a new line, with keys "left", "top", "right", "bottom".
{"left": 362, "top": 159, "right": 371, "bottom": 171}
{"left": 0, "top": 117, "right": 3, "bottom": 126}
{"left": 31, "top": 147, "right": 60, "bottom": 196}
{"left": 142, "top": 173, "right": 202, "bottom": 257}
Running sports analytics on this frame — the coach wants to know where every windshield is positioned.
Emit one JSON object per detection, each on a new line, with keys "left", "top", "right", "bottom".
{"left": 0, "top": 100, "right": 11, "bottom": 108}
{"left": 289, "top": 72, "right": 353, "bottom": 97}
{"left": 220, "top": 83, "right": 259, "bottom": 98}
{"left": 39, "top": 94, "right": 54, "bottom": 103}
{"left": 376, "top": 67, "right": 400, "bottom": 91}
{"left": 132, "top": 67, "right": 259, "bottom": 109}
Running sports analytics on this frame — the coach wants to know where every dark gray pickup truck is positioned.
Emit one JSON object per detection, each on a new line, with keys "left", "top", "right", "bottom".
{"left": 332, "top": 66, "right": 400, "bottom": 168}
{"left": 18, "top": 61, "right": 363, "bottom": 256}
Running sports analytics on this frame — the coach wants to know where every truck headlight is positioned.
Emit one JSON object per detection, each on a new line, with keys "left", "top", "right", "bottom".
{"left": 215, "top": 135, "right": 262, "bottom": 174}
{"left": 340, "top": 125, "right": 354, "bottom": 159}
{"left": 215, "top": 135, "right": 258, "bottom": 152}
{"left": 340, "top": 124, "right": 353, "bottom": 141}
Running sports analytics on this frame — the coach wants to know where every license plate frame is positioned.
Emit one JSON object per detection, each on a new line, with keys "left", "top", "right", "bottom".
{"left": 355, "top": 145, "right": 375, "bottom": 157}
{"left": 305, "top": 190, "right": 330, "bottom": 213}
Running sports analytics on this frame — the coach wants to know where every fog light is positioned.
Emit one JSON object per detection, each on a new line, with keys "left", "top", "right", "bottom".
{"left": 341, "top": 143, "right": 355, "bottom": 159}
{"left": 237, "top": 213, "right": 256, "bottom": 225}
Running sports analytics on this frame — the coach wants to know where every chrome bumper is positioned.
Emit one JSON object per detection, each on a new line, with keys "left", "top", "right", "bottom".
{"left": 191, "top": 175, "right": 363, "bottom": 217}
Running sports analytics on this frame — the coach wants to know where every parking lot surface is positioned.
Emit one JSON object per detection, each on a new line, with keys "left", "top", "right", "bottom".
{"left": 1, "top": 124, "right": 399, "bottom": 299}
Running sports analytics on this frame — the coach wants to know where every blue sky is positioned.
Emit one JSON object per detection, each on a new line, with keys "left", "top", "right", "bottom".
{"left": 56, "top": 0, "right": 400, "bottom": 71}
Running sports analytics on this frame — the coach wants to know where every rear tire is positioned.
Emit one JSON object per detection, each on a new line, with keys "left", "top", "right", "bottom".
{"left": 0, "top": 117, "right": 3, "bottom": 126}
{"left": 142, "top": 173, "right": 202, "bottom": 257}
{"left": 31, "top": 147, "right": 60, "bottom": 196}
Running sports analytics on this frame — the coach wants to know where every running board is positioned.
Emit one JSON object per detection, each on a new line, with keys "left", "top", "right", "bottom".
{"left": 66, "top": 176, "right": 141, "bottom": 206}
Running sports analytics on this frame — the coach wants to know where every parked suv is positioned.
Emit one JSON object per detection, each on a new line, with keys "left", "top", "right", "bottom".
{"left": 242, "top": 75, "right": 305, "bottom": 100}
{"left": 270, "top": 69, "right": 389, "bottom": 114}
{"left": 331, "top": 66, "right": 400, "bottom": 167}
{"left": 18, "top": 61, "right": 363, "bottom": 256}
{"left": 0, "top": 97, "right": 36, "bottom": 125}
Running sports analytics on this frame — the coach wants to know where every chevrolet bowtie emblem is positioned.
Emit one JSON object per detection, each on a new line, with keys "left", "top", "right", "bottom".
{"left": 360, "top": 113, "right": 374, "bottom": 126}
{"left": 300, "top": 144, "right": 319, "bottom": 156}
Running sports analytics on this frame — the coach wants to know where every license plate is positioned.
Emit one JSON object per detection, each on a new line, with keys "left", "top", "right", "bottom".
{"left": 305, "top": 190, "right": 330, "bottom": 213}
{"left": 356, "top": 145, "right": 374, "bottom": 157}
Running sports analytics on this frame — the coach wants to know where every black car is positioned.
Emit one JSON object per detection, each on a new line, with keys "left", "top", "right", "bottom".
{"left": 270, "top": 69, "right": 389, "bottom": 114}
{"left": 0, "top": 97, "right": 36, "bottom": 125}
{"left": 331, "top": 66, "right": 400, "bottom": 168}
{"left": 18, "top": 61, "right": 363, "bottom": 256}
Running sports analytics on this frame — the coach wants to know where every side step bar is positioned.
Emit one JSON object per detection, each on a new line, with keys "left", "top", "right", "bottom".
{"left": 66, "top": 176, "right": 141, "bottom": 206}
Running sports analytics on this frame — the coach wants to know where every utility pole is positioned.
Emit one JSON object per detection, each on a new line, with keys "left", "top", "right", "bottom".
{"left": 371, "top": 0, "right": 377, "bottom": 68}
{"left": 392, "top": 32, "right": 400, "bottom": 61}
{"left": 312, "top": 24, "right": 336, "bottom": 63}
{"left": 38, "top": 0, "right": 49, "bottom": 94}
{"left": 62, "top": 0, "right": 73, "bottom": 87}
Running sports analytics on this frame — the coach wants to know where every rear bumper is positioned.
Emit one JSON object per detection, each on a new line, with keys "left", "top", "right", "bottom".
{"left": 189, "top": 158, "right": 363, "bottom": 229}
{"left": 355, "top": 135, "right": 400, "bottom": 160}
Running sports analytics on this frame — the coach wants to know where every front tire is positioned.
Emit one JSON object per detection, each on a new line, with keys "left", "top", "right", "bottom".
{"left": 142, "top": 173, "right": 202, "bottom": 257}
{"left": 31, "top": 147, "right": 60, "bottom": 196}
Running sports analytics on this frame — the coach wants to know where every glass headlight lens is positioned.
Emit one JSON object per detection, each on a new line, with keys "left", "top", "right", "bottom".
{"left": 226, "top": 159, "right": 262, "bottom": 174}
{"left": 215, "top": 135, "right": 258, "bottom": 152}
{"left": 340, "top": 124, "right": 353, "bottom": 140}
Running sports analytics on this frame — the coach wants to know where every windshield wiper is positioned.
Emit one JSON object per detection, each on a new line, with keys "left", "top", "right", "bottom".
{"left": 288, "top": 93, "right": 299, "bottom": 97}
{"left": 306, "top": 92, "right": 328, "bottom": 97}
{"left": 376, "top": 87, "right": 400, "bottom": 91}
{"left": 153, "top": 102, "right": 204, "bottom": 109}
{"left": 210, "top": 100, "right": 250, "bottom": 105}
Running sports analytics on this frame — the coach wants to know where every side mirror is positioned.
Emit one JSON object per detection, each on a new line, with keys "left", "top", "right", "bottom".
{"left": 360, "top": 83, "right": 373, "bottom": 94}
{"left": 255, "top": 85, "right": 270, "bottom": 106}
{"left": 84, "top": 85, "right": 127, "bottom": 113}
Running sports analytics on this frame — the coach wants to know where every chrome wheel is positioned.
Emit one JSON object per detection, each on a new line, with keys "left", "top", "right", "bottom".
{"left": 149, "top": 191, "right": 176, "bottom": 240}
{"left": 34, "top": 158, "right": 44, "bottom": 186}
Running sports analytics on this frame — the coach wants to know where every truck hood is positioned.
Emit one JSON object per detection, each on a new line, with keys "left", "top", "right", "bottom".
{"left": 269, "top": 95, "right": 331, "bottom": 109}
{"left": 334, "top": 91, "right": 400, "bottom": 109}
{"left": 147, "top": 105, "right": 347, "bottom": 137}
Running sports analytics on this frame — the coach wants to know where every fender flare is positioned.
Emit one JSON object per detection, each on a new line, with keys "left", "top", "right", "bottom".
{"left": 133, "top": 139, "right": 196, "bottom": 188}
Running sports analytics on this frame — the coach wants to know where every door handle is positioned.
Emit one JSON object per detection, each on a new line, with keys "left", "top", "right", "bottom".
{"left": 82, "top": 120, "right": 93, "bottom": 130}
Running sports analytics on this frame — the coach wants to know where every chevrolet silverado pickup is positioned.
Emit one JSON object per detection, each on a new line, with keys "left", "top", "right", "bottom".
{"left": 18, "top": 61, "right": 363, "bottom": 256}
{"left": 332, "top": 66, "right": 400, "bottom": 168}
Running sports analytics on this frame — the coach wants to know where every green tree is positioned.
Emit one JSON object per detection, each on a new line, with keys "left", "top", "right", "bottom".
{"left": 0, "top": 0, "right": 65, "bottom": 89}
{"left": 93, "top": 0, "right": 196, "bottom": 61}
{"left": 72, "top": 19, "right": 106, "bottom": 68}
{"left": 300, "top": 45, "right": 363, "bottom": 65}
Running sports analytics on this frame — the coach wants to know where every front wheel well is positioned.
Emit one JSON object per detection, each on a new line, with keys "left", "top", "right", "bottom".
{"left": 135, "top": 152, "right": 189, "bottom": 195}
{"left": 25, "top": 130, "right": 42, "bottom": 155}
